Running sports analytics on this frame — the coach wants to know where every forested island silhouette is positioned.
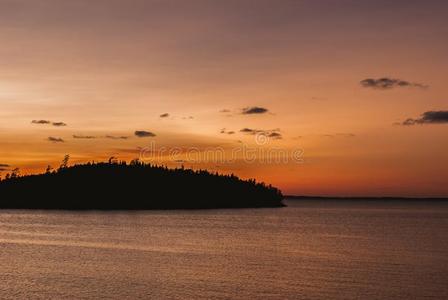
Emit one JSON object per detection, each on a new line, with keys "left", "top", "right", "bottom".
{"left": 0, "top": 156, "right": 284, "bottom": 210}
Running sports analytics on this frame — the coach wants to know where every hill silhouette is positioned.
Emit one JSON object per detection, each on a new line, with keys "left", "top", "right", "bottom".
{"left": 0, "top": 158, "right": 284, "bottom": 210}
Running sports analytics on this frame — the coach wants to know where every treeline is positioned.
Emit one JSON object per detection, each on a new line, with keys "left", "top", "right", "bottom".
{"left": 0, "top": 157, "right": 284, "bottom": 210}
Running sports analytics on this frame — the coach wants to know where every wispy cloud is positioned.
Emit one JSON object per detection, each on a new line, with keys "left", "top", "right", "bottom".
{"left": 135, "top": 130, "right": 156, "bottom": 138}
{"left": 240, "top": 128, "right": 282, "bottom": 139}
{"left": 360, "top": 77, "right": 428, "bottom": 89}
{"left": 267, "top": 132, "right": 282, "bottom": 139}
{"left": 52, "top": 122, "right": 67, "bottom": 127}
{"left": 400, "top": 110, "right": 448, "bottom": 125}
{"left": 48, "top": 137, "right": 64, "bottom": 143}
{"left": 220, "top": 128, "right": 235, "bottom": 135}
{"left": 241, "top": 106, "right": 269, "bottom": 115}
{"left": 32, "top": 120, "right": 68, "bottom": 126}
{"left": 73, "top": 135, "right": 96, "bottom": 139}
{"left": 105, "top": 135, "right": 129, "bottom": 140}
{"left": 32, "top": 120, "right": 51, "bottom": 124}
{"left": 0, "top": 163, "right": 10, "bottom": 171}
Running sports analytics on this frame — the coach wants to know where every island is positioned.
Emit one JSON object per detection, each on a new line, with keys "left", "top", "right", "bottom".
{"left": 0, "top": 159, "right": 284, "bottom": 210}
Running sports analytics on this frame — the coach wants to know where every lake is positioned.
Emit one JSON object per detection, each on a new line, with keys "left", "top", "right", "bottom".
{"left": 1, "top": 200, "right": 447, "bottom": 299}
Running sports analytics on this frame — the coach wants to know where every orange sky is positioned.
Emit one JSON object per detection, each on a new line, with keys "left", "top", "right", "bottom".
{"left": 1, "top": 0, "right": 447, "bottom": 197}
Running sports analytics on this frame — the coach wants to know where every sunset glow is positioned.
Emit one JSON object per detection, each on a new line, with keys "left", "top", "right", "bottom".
{"left": 1, "top": 0, "right": 447, "bottom": 197}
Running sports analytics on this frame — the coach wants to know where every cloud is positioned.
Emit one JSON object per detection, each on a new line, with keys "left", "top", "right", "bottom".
{"left": 135, "top": 130, "right": 156, "bottom": 138}
{"left": 0, "top": 164, "right": 10, "bottom": 171}
{"left": 240, "top": 128, "right": 282, "bottom": 139}
{"left": 48, "top": 137, "right": 64, "bottom": 143}
{"left": 31, "top": 120, "right": 68, "bottom": 126}
{"left": 160, "top": 113, "right": 169, "bottom": 118}
{"left": 360, "top": 78, "right": 428, "bottom": 89}
{"left": 220, "top": 128, "right": 235, "bottom": 135}
{"left": 400, "top": 110, "right": 448, "bottom": 125}
{"left": 52, "top": 122, "right": 67, "bottom": 127}
{"left": 240, "top": 128, "right": 279, "bottom": 134}
{"left": 105, "top": 135, "right": 129, "bottom": 140}
{"left": 220, "top": 109, "right": 231, "bottom": 113}
{"left": 267, "top": 132, "right": 282, "bottom": 140}
{"left": 73, "top": 135, "right": 96, "bottom": 139}
{"left": 240, "top": 128, "right": 257, "bottom": 134}
{"left": 32, "top": 120, "right": 51, "bottom": 124}
{"left": 241, "top": 106, "right": 269, "bottom": 114}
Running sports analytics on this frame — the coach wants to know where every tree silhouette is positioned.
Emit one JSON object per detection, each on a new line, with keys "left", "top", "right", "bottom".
{"left": 0, "top": 158, "right": 284, "bottom": 210}
{"left": 59, "top": 154, "right": 70, "bottom": 170}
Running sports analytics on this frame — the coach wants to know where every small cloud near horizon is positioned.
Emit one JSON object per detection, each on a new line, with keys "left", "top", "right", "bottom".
{"left": 220, "top": 128, "right": 235, "bottom": 135}
{"left": 0, "top": 164, "right": 10, "bottom": 171}
{"left": 240, "top": 128, "right": 282, "bottom": 139}
{"left": 135, "top": 130, "right": 156, "bottom": 138}
{"left": 48, "top": 137, "right": 64, "bottom": 143}
{"left": 105, "top": 135, "right": 129, "bottom": 140}
{"left": 32, "top": 120, "right": 67, "bottom": 126}
{"left": 32, "top": 120, "right": 51, "bottom": 124}
{"left": 52, "top": 122, "right": 67, "bottom": 127}
{"left": 400, "top": 110, "right": 448, "bottom": 126}
{"left": 73, "top": 135, "right": 96, "bottom": 139}
{"left": 360, "top": 77, "right": 428, "bottom": 89}
{"left": 241, "top": 106, "right": 269, "bottom": 115}
{"left": 336, "top": 133, "right": 356, "bottom": 137}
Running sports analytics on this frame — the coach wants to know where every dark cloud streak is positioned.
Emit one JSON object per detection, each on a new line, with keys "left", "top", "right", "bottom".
{"left": 48, "top": 137, "right": 64, "bottom": 143}
{"left": 240, "top": 128, "right": 282, "bottom": 139}
{"left": 360, "top": 78, "right": 428, "bottom": 89}
{"left": 105, "top": 135, "right": 129, "bottom": 140}
{"left": 135, "top": 130, "right": 156, "bottom": 138}
{"left": 73, "top": 135, "right": 96, "bottom": 139}
{"left": 401, "top": 110, "right": 448, "bottom": 125}
{"left": 52, "top": 122, "right": 67, "bottom": 127}
{"left": 31, "top": 120, "right": 68, "bottom": 126}
{"left": 32, "top": 120, "right": 51, "bottom": 124}
{"left": 242, "top": 107, "right": 269, "bottom": 114}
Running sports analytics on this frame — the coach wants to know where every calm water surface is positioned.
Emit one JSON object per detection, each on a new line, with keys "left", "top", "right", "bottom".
{"left": 1, "top": 200, "right": 447, "bottom": 299}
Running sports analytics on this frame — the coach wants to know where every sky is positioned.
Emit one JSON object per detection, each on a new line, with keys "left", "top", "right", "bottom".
{"left": 0, "top": 0, "right": 447, "bottom": 197}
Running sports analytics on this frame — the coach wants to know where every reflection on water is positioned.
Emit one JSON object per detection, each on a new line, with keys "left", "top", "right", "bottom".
{"left": 1, "top": 200, "right": 447, "bottom": 299}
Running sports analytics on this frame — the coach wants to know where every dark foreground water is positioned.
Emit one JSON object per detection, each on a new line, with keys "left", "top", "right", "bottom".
{"left": 1, "top": 200, "right": 447, "bottom": 299}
